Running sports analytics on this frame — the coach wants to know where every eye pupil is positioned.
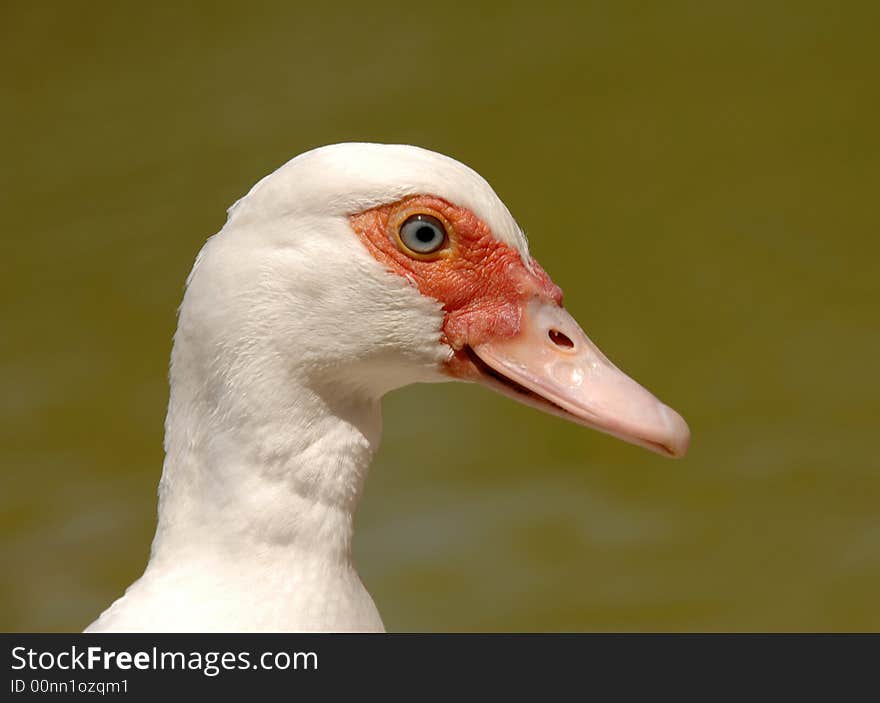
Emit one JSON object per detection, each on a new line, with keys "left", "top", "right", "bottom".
{"left": 416, "top": 226, "right": 436, "bottom": 243}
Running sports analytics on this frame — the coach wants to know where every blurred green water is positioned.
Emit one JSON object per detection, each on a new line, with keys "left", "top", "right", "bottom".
{"left": 1, "top": 1, "right": 878, "bottom": 631}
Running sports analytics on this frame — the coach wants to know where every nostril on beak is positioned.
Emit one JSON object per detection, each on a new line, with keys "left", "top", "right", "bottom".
{"left": 548, "top": 329, "right": 574, "bottom": 349}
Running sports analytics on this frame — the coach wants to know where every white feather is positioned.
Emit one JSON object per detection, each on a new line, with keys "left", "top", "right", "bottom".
{"left": 228, "top": 142, "right": 530, "bottom": 260}
{"left": 86, "top": 143, "right": 520, "bottom": 632}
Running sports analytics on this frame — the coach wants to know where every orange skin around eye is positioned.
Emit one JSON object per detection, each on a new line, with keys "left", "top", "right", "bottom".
{"left": 350, "top": 195, "right": 563, "bottom": 373}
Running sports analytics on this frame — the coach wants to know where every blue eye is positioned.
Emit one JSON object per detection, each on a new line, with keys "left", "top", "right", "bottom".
{"left": 399, "top": 214, "right": 448, "bottom": 255}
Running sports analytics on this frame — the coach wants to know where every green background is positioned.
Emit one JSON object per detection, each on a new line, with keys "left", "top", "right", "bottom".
{"left": 2, "top": 2, "right": 878, "bottom": 631}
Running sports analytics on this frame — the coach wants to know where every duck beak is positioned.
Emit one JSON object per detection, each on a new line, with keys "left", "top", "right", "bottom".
{"left": 464, "top": 298, "right": 690, "bottom": 458}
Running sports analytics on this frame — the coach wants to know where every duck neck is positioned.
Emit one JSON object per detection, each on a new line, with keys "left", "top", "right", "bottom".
{"left": 149, "top": 365, "right": 382, "bottom": 574}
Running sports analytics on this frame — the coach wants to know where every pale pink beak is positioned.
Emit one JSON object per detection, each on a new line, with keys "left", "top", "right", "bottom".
{"left": 466, "top": 298, "right": 690, "bottom": 458}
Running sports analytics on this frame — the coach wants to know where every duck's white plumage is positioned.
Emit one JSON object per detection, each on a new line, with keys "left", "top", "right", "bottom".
{"left": 86, "top": 144, "right": 521, "bottom": 632}
{"left": 86, "top": 142, "right": 689, "bottom": 632}
{"left": 227, "top": 143, "right": 530, "bottom": 258}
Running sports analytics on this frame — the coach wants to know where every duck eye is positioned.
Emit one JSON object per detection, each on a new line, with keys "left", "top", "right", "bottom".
{"left": 398, "top": 214, "right": 447, "bottom": 255}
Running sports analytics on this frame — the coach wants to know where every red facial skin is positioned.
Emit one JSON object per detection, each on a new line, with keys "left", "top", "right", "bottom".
{"left": 350, "top": 195, "right": 563, "bottom": 377}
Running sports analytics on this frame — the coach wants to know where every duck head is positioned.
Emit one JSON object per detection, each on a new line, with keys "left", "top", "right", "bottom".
{"left": 180, "top": 143, "right": 689, "bottom": 458}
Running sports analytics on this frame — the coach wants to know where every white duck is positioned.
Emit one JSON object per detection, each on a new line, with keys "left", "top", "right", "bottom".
{"left": 86, "top": 143, "right": 689, "bottom": 632}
